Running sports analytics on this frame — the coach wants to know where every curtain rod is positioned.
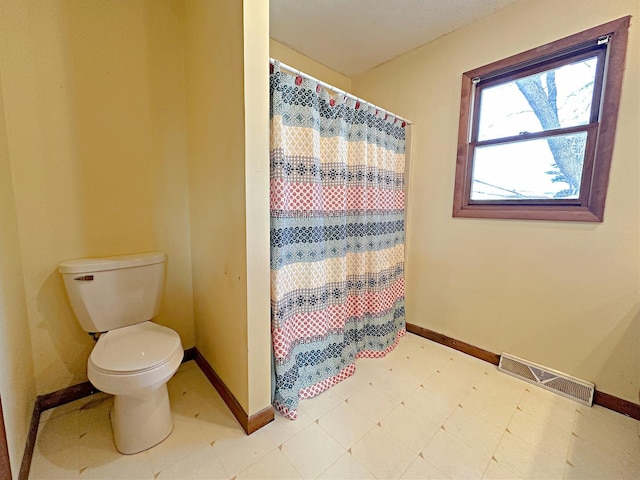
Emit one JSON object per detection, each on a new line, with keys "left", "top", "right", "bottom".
{"left": 270, "top": 58, "right": 412, "bottom": 126}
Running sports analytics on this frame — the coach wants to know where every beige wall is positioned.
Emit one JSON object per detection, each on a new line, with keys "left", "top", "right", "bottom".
{"left": 270, "top": 39, "right": 352, "bottom": 92}
{"left": 0, "top": 0, "right": 194, "bottom": 395}
{"left": 352, "top": 0, "right": 640, "bottom": 403}
{"left": 0, "top": 66, "right": 37, "bottom": 479}
{"left": 185, "top": 0, "right": 271, "bottom": 415}
{"left": 244, "top": 2, "right": 272, "bottom": 415}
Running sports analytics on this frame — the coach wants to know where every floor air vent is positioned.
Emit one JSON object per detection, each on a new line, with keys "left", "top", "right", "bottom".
{"left": 498, "top": 353, "right": 594, "bottom": 406}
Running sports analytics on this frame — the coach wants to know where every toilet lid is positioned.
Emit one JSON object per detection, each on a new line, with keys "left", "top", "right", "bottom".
{"left": 90, "top": 322, "right": 182, "bottom": 374}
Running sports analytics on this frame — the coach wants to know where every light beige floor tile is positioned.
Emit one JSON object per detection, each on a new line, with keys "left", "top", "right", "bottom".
{"left": 76, "top": 394, "right": 114, "bottom": 427}
{"left": 175, "top": 360, "right": 198, "bottom": 373}
{"left": 32, "top": 410, "right": 84, "bottom": 477}
{"left": 438, "top": 354, "right": 489, "bottom": 386}
{"left": 493, "top": 430, "right": 565, "bottom": 479}
{"left": 75, "top": 406, "right": 153, "bottom": 479}
{"left": 423, "top": 347, "right": 454, "bottom": 367}
{"left": 146, "top": 415, "right": 210, "bottom": 474}
{"left": 39, "top": 392, "right": 111, "bottom": 424}
{"left": 403, "top": 385, "right": 459, "bottom": 425}
{"left": 281, "top": 421, "right": 345, "bottom": 479}
{"left": 507, "top": 408, "right": 572, "bottom": 461}
{"left": 421, "top": 428, "right": 491, "bottom": 480}
{"left": 155, "top": 445, "right": 228, "bottom": 479}
{"left": 572, "top": 406, "right": 640, "bottom": 463}
{"left": 78, "top": 451, "right": 154, "bottom": 479}
{"left": 443, "top": 405, "right": 505, "bottom": 457}
{"left": 168, "top": 364, "right": 196, "bottom": 387}
{"left": 169, "top": 370, "right": 225, "bottom": 411}
{"left": 297, "top": 386, "right": 346, "bottom": 421}
{"left": 195, "top": 415, "right": 245, "bottom": 446}
{"left": 420, "top": 337, "right": 455, "bottom": 354}
{"left": 391, "top": 342, "right": 423, "bottom": 362}
{"left": 192, "top": 397, "right": 246, "bottom": 444}
{"left": 263, "top": 408, "right": 314, "bottom": 447}
{"left": 481, "top": 458, "right": 521, "bottom": 480}
{"left": 351, "top": 425, "right": 417, "bottom": 479}
{"left": 77, "top": 415, "right": 127, "bottom": 471}
{"left": 448, "top": 349, "right": 486, "bottom": 365}
{"left": 370, "top": 369, "right": 420, "bottom": 405}
{"left": 347, "top": 384, "right": 396, "bottom": 423}
{"left": 318, "top": 401, "right": 375, "bottom": 449}
{"left": 408, "top": 337, "right": 441, "bottom": 353}
{"left": 29, "top": 344, "right": 639, "bottom": 480}
{"left": 40, "top": 397, "right": 79, "bottom": 423}
{"left": 37, "top": 406, "right": 83, "bottom": 444}
{"left": 211, "top": 428, "right": 277, "bottom": 478}
{"left": 374, "top": 349, "right": 405, "bottom": 369}
{"left": 422, "top": 371, "right": 474, "bottom": 407}
{"left": 168, "top": 378, "right": 229, "bottom": 428}
{"left": 352, "top": 358, "right": 392, "bottom": 383}
{"left": 399, "top": 456, "right": 449, "bottom": 479}
{"left": 167, "top": 388, "right": 197, "bottom": 419}
{"left": 328, "top": 369, "right": 371, "bottom": 400}
{"left": 236, "top": 447, "right": 302, "bottom": 480}
{"left": 186, "top": 375, "right": 223, "bottom": 400}
{"left": 29, "top": 445, "right": 81, "bottom": 479}
{"left": 517, "top": 388, "right": 578, "bottom": 433}
{"left": 473, "top": 369, "right": 527, "bottom": 408}
{"left": 460, "top": 387, "right": 517, "bottom": 429}
{"left": 406, "top": 356, "right": 449, "bottom": 379}
{"left": 566, "top": 433, "right": 640, "bottom": 479}
{"left": 388, "top": 355, "right": 434, "bottom": 384}
{"left": 576, "top": 403, "right": 639, "bottom": 434}
{"left": 397, "top": 332, "right": 424, "bottom": 346}
{"left": 564, "top": 462, "right": 640, "bottom": 480}
{"left": 379, "top": 403, "right": 439, "bottom": 454}
{"left": 317, "top": 452, "right": 375, "bottom": 480}
{"left": 167, "top": 378, "right": 209, "bottom": 408}
{"left": 402, "top": 339, "right": 451, "bottom": 371}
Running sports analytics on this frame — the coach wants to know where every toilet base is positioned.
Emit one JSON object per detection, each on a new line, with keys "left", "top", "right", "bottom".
{"left": 110, "top": 383, "right": 174, "bottom": 454}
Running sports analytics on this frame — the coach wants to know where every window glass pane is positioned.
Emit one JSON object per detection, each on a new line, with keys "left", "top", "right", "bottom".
{"left": 477, "top": 57, "right": 598, "bottom": 141}
{"left": 470, "top": 132, "right": 587, "bottom": 200}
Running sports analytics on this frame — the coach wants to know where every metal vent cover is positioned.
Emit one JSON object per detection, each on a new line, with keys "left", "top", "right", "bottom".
{"left": 498, "top": 353, "right": 594, "bottom": 406}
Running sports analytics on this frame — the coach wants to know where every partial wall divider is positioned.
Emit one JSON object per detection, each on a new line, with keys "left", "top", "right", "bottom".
{"left": 193, "top": 349, "right": 274, "bottom": 434}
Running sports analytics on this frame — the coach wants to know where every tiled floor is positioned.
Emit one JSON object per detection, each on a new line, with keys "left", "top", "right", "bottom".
{"left": 30, "top": 333, "right": 640, "bottom": 479}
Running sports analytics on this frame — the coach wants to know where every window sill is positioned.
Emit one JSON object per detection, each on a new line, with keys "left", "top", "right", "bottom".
{"left": 452, "top": 204, "right": 603, "bottom": 222}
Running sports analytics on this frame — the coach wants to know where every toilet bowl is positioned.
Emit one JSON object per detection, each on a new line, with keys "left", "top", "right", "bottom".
{"left": 59, "top": 252, "right": 184, "bottom": 454}
{"left": 88, "top": 321, "right": 183, "bottom": 454}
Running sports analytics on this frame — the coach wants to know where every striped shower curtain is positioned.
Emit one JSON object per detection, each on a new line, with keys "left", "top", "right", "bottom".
{"left": 270, "top": 62, "right": 406, "bottom": 420}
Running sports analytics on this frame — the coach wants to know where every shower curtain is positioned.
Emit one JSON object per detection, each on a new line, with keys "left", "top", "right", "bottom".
{"left": 270, "top": 62, "right": 406, "bottom": 420}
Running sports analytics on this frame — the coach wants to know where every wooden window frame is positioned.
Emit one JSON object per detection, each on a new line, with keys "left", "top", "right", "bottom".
{"left": 452, "top": 16, "right": 630, "bottom": 222}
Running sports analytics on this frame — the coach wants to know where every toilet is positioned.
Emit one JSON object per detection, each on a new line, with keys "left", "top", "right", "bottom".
{"left": 58, "top": 251, "right": 183, "bottom": 454}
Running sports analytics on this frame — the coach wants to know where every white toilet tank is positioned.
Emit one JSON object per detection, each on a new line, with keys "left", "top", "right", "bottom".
{"left": 59, "top": 252, "right": 166, "bottom": 333}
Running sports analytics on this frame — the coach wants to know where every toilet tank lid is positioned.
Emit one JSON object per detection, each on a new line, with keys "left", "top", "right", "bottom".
{"left": 58, "top": 252, "right": 166, "bottom": 274}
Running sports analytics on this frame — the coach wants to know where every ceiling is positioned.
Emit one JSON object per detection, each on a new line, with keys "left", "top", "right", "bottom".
{"left": 270, "top": 0, "right": 519, "bottom": 77}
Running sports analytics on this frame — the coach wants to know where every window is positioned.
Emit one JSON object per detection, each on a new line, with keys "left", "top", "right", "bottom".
{"left": 453, "top": 17, "right": 630, "bottom": 221}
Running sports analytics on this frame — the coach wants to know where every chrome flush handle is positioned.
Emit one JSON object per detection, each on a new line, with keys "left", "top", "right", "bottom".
{"left": 74, "top": 275, "right": 94, "bottom": 281}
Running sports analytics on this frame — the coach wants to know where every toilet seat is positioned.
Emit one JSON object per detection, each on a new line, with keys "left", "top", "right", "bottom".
{"left": 90, "top": 321, "right": 182, "bottom": 375}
